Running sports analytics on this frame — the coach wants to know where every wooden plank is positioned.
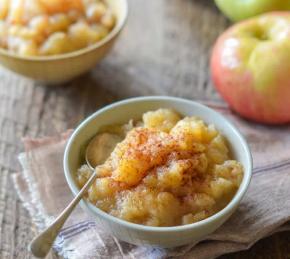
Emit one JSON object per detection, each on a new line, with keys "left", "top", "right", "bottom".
{"left": 0, "top": 0, "right": 288, "bottom": 258}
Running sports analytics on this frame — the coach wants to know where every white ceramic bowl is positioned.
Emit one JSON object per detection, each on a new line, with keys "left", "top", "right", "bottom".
{"left": 64, "top": 96, "right": 252, "bottom": 248}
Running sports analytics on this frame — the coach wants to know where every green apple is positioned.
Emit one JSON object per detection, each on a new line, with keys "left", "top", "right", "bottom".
{"left": 215, "top": 0, "right": 290, "bottom": 22}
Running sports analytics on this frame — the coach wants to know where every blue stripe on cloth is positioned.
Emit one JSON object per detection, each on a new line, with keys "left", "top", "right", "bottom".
{"left": 61, "top": 224, "right": 97, "bottom": 240}
{"left": 59, "top": 221, "right": 96, "bottom": 236}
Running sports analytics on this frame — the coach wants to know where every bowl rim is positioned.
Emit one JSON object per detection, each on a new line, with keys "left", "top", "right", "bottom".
{"left": 0, "top": 0, "right": 128, "bottom": 62}
{"left": 64, "top": 96, "right": 253, "bottom": 232}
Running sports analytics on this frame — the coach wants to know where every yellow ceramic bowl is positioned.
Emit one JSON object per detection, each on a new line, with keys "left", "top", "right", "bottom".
{"left": 0, "top": 0, "right": 128, "bottom": 84}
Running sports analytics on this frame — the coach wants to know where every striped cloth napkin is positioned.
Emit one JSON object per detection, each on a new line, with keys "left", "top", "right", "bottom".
{"left": 13, "top": 101, "right": 290, "bottom": 259}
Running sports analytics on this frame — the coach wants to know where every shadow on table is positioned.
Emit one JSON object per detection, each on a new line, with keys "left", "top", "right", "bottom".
{"left": 188, "top": 0, "right": 219, "bottom": 13}
{"left": 40, "top": 59, "right": 157, "bottom": 117}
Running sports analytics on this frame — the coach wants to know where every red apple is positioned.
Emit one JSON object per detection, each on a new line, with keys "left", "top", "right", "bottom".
{"left": 211, "top": 12, "right": 290, "bottom": 124}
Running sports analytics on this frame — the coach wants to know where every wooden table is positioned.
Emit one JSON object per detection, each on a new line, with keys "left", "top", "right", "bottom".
{"left": 0, "top": 0, "right": 289, "bottom": 258}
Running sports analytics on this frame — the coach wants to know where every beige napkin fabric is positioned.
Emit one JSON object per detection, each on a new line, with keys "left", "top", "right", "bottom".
{"left": 13, "top": 101, "right": 290, "bottom": 259}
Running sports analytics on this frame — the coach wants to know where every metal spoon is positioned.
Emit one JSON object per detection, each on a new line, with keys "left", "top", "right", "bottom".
{"left": 29, "top": 132, "right": 121, "bottom": 258}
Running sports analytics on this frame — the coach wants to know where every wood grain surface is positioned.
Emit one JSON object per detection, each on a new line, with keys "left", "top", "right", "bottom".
{"left": 0, "top": 0, "right": 289, "bottom": 258}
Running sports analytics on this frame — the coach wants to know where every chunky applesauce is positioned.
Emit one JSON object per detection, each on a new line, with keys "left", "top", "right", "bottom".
{"left": 0, "top": 0, "right": 116, "bottom": 56}
{"left": 76, "top": 109, "right": 243, "bottom": 227}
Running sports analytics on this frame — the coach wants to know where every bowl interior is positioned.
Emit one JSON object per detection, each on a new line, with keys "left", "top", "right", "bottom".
{"left": 64, "top": 96, "right": 252, "bottom": 229}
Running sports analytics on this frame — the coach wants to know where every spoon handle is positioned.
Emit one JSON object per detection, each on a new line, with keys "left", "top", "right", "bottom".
{"left": 29, "top": 171, "right": 97, "bottom": 258}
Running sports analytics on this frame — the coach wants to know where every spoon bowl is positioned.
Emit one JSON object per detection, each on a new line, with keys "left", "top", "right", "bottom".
{"left": 85, "top": 132, "right": 122, "bottom": 170}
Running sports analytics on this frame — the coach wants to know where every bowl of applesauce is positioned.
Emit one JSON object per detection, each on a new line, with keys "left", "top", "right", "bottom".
{"left": 64, "top": 96, "right": 252, "bottom": 248}
{"left": 0, "top": 0, "right": 128, "bottom": 83}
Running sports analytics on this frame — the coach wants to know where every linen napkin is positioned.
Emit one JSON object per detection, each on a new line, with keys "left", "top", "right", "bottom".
{"left": 13, "top": 101, "right": 290, "bottom": 259}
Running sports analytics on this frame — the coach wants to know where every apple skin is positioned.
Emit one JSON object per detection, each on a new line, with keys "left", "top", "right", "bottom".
{"left": 211, "top": 12, "right": 290, "bottom": 124}
{"left": 215, "top": 0, "right": 290, "bottom": 22}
